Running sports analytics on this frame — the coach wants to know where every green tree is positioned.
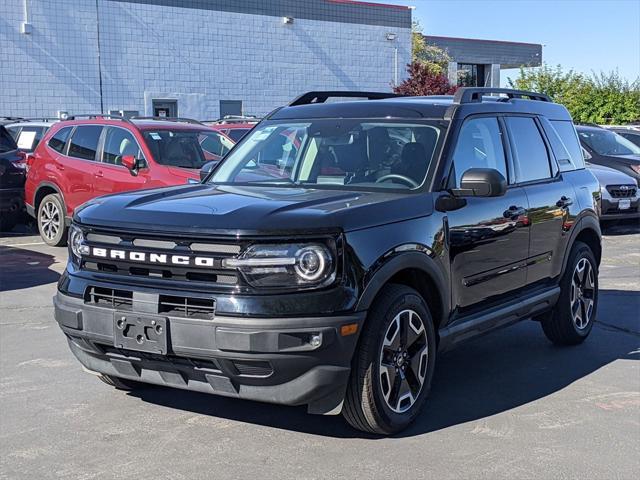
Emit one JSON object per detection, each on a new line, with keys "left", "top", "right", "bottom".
{"left": 411, "top": 21, "right": 451, "bottom": 76}
{"left": 508, "top": 64, "right": 640, "bottom": 124}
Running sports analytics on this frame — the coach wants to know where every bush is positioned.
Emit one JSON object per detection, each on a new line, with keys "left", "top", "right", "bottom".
{"left": 393, "top": 62, "right": 458, "bottom": 96}
{"left": 508, "top": 65, "right": 640, "bottom": 124}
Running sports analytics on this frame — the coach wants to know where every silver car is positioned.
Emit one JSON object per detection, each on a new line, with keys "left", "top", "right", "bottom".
{"left": 588, "top": 163, "right": 639, "bottom": 221}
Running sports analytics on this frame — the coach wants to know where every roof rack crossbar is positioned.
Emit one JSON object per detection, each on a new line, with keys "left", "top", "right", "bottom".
{"left": 453, "top": 87, "right": 551, "bottom": 104}
{"left": 130, "top": 116, "right": 204, "bottom": 125}
{"left": 66, "top": 114, "right": 131, "bottom": 122}
{"left": 289, "top": 91, "right": 402, "bottom": 106}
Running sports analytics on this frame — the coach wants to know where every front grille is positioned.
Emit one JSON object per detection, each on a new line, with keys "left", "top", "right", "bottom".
{"left": 80, "top": 230, "right": 241, "bottom": 287}
{"left": 85, "top": 286, "right": 215, "bottom": 320}
{"left": 85, "top": 286, "right": 133, "bottom": 310}
{"left": 158, "top": 294, "right": 215, "bottom": 319}
{"left": 99, "top": 345, "right": 223, "bottom": 373}
{"left": 607, "top": 185, "right": 637, "bottom": 198}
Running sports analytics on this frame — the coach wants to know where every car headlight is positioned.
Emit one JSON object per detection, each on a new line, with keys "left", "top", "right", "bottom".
{"left": 69, "top": 225, "right": 89, "bottom": 262}
{"left": 222, "top": 243, "right": 335, "bottom": 288}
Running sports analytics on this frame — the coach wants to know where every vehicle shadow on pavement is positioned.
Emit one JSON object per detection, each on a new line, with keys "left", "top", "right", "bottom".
{"left": 0, "top": 245, "right": 61, "bottom": 292}
{"left": 129, "top": 288, "right": 639, "bottom": 439}
{"left": 601, "top": 219, "right": 640, "bottom": 236}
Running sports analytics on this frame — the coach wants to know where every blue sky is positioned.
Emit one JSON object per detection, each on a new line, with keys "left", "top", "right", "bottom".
{"left": 374, "top": 0, "right": 640, "bottom": 85}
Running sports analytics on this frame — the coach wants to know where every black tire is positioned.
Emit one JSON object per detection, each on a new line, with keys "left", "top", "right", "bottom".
{"left": 541, "top": 241, "right": 598, "bottom": 345}
{"left": 98, "top": 374, "right": 147, "bottom": 391}
{"left": 37, "top": 193, "right": 67, "bottom": 246}
{"left": 343, "top": 284, "right": 437, "bottom": 435}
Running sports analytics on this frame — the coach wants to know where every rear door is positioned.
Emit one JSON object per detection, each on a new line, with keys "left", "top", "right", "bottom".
{"left": 504, "top": 116, "right": 572, "bottom": 285}
{"left": 94, "top": 126, "right": 147, "bottom": 197}
{"left": 63, "top": 125, "right": 103, "bottom": 211}
{"left": 446, "top": 116, "right": 530, "bottom": 313}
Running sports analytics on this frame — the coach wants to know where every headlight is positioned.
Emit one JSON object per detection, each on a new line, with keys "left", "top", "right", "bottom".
{"left": 69, "top": 225, "right": 89, "bottom": 261}
{"left": 222, "top": 243, "right": 335, "bottom": 288}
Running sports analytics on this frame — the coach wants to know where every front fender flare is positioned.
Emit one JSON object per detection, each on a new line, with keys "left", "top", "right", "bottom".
{"left": 355, "top": 250, "right": 449, "bottom": 327}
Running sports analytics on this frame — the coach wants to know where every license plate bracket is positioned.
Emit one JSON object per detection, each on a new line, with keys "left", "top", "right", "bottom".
{"left": 114, "top": 313, "right": 168, "bottom": 354}
{"left": 618, "top": 199, "right": 631, "bottom": 210}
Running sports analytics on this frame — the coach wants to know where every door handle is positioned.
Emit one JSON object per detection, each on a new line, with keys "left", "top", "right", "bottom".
{"left": 503, "top": 205, "right": 526, "bottom": 218}
{"left": 94, "top": 170, "right": 104, "bottom": 178}
{"left": 556, "top": 196, "right": 573, "bottom": 208}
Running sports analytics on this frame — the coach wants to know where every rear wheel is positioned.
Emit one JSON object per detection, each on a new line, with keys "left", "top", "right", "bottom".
{"left": 37, "top": 193, "right": 67, "bottom": 246}
{"left": 541, "top": 241, "right": 598, "bottom": 345}
{"left": 98, "top": 374, "right": 147, "bottom": 391}
{"left": 343, "top": 284, "right": 436, "bottom": 434}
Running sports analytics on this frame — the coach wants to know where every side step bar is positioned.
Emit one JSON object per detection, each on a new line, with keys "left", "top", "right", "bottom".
{"left": 438, "top": 286, "right": 560, "bottom": 352}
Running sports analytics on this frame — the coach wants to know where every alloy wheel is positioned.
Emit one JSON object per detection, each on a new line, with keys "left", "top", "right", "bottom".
{"left": 379, "top": 309, "right": 428, "bottom": 413}
{"left": 570, "top": 257, "right": 595, "bottom": 330}
{"left": 40, "top": 201, "right": 61, "bottom": 241}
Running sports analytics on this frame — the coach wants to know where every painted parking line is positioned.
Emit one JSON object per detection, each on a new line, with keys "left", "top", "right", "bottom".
{"left": 3, "top": 241, "right": 46, "bottom": 247}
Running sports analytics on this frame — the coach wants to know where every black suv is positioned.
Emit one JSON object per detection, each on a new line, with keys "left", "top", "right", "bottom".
{"left": 55, "top": 88, "right": 601, "bottom": 434}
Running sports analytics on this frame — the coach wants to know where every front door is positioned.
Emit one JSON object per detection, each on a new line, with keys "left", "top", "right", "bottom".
{"left": 446, "top": 116, "right": 530, "bottom": 314}
{"left": 94, "top": 126, "right": 148, "bottom": 197}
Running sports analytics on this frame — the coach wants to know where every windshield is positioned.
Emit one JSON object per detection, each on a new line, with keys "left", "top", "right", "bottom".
{"left": 579, "top": 129, "right": 640, "bottom": 156}
{"left": 209, "top": 120, "right": 442, "bottom": 190}
{"left": 142, "top": 130, "right": 209, "bottom": 168}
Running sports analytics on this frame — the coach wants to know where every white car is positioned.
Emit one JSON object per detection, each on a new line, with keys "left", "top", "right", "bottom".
{"left": 588, "top": 163, "right": 639, "bottom": 222}
{"left": 4, "top": 118, "right": 58, "bottom": 153}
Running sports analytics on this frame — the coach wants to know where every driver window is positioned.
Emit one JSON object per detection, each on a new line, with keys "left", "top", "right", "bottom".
{"left": 102, "top": 127, "right": 143, "bottom": 166}
{"left": 452, "top": 117, "right": 507, "bottom": 187}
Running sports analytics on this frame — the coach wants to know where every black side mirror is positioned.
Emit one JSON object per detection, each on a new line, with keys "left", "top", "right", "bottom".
{"left": 453, "top": 168, "right": 507, "bottom": 197}
{"left": 200, "top": 160, "right": 218, "bottom": 181}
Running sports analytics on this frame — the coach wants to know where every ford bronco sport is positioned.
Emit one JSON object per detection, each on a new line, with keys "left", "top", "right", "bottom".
{"left": 54, "top": 88, "right": 601, "bottom": 434}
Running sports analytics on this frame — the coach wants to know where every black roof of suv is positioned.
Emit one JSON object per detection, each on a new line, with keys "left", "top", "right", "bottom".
{"left": 54, "top": 88, "right": 602, "bottom": 435}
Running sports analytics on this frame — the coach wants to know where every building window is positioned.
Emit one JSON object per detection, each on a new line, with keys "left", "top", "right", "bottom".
{"left": 457, "top": 64, "right": 486, "bottom": 87}
{"left": 220, "top": 100, "right": 243, "bottom": 118}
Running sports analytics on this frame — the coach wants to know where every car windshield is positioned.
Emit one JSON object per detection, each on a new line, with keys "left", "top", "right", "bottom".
{"left": 209, "top": 120, "right": 442, "bottom": 191}
{"left": 142, "top": 130, "right": 209, "bottom": 168}
{"left": 579, "top": 129, "right": 640, "bottom": 156}
{"left": 198, "top": 131, "right": 235, "bottom": 160}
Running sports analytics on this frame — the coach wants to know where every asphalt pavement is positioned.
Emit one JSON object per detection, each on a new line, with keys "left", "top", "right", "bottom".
{"left": 0, "top": 221, "right": 638, "bottom": 480}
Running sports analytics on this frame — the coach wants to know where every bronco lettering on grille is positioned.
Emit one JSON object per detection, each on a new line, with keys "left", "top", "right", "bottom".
{"left": 90, "top": 247, "right": 217, "bottom": 267}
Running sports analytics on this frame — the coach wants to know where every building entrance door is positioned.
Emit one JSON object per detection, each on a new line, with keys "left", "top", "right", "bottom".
{"left": 152, "top": 99, "right": 177, "bottom": 118}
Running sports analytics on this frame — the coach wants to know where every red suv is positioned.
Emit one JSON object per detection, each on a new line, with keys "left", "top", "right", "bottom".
{"left": 25, "top": 115, "right": 235, "bottom": 246}
{"left": 204, "top": 115, "right": 260, "bottom": 142}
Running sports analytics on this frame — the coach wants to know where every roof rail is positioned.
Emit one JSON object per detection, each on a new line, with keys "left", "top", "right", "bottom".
{"left": 289, "top": 91, "right": 402, "bottom": 106}
{"left": 453, "top": 87, "right": 551, "bottom": 104}
{"left": 206, "top": 115, "right": 261, "bottom": 125}
{"left": 13, "top": 117, "right": 60, "bottom": 123}
{"left": 66, "top": 113, "right": 131, "bottom": 122}
{"left": 130, "top": 116, "right": 204, "bottom": 125}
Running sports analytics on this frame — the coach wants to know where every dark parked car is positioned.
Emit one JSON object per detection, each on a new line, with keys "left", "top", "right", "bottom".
{"left": 577, "top": 125, "right": 640, "bottom": 185}
{"left": 588, "top": 163, "right": 639, "bottom": 221}
{"left": 0, "top": 125, "right": 26, "bottom": 231}
{"left": 55, "top": 88, "right": 601, "bottom": 434}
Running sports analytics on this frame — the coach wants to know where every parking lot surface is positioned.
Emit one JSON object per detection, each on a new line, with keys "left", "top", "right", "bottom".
{"left": 1, "top": 222, "right": 639, "bottom": 480}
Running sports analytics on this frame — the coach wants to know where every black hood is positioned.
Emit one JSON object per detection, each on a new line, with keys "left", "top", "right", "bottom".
{"left": 600, "top": 153, "right": 640, "bottom": 165}
{"left": 75, "top": 184, "right": 434, "bottom": 235}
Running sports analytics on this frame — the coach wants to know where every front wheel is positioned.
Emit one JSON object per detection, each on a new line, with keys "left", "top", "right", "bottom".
{"left": 343, "top": 284, "right": 436, "bottom": 435}
{"left": 541, "top": 241, "right": 598, "bottom": 345}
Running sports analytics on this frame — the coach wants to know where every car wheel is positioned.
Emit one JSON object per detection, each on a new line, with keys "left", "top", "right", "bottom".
{"left": 541, "top": 241, "right": 598, "bottom": 345}
{"left": 37, "top": 193, "right": 67, "bottom": 246}
{"left": 98, "top": 374, "right": 147, "bottom": 391}
{"left": 343, "top": 284, "right": 436, "bottom": 435}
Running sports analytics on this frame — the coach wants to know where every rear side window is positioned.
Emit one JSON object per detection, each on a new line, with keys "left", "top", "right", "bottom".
{"left": 5, "top": 126, "right": 20, "bottom": 141}
{"left": 68, "top": 126, "right": 102, "bottom": 161}
{"left": 16, "top": 126, "right": 46, "bottom": 151}
{"left": 452, "top": 117, "right": 507, "bottom": 186}
{"left": 0, "top": 127, "right": 17, "bottom": 153}
{"left": 506, "top": 117, "right": 551, "bottom": 183}
{"left": 102, "top": 127, "right": 142, "bottom": 165}
{"left": 550, "top": 120, "right": 585, "bottom": 171}
{"left": 227, "top": 128, "right": 249, "bottom": 142}
{"left": 48, "top": 126, "right": 72, "bottom": 153}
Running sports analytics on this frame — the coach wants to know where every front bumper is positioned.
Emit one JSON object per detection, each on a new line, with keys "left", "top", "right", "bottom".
{"left": 54, "top": 291, "right": 365, "bottom": 414}
{"left": 600, "top": 197, "right": 640, "bottom": 220}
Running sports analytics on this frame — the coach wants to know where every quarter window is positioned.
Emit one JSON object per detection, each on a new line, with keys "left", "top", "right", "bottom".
{"left": 102, "top": 128, "right": 141, "bottom": 165}
{"left": 452, "top": 117, "right": 507, "bottom": 187}
{"left": 506, "top": 117, "right": 551, "bottom": 183}
{"left": 68, "top": 126, "right": 102, "bottom": 161}
{"left": 550, "top": 120, "right": 585, "bottom": 170}
{"left": 48, "top": 126, "right": 72, "bottom": 154}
